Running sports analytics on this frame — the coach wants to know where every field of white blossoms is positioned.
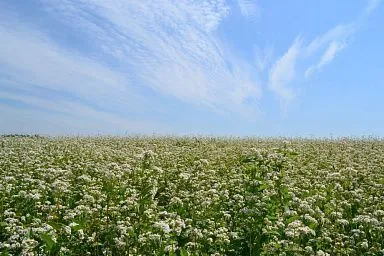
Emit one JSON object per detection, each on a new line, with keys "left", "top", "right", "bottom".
{"left": 1, "top": 136, "right": 384, "bottom": 255}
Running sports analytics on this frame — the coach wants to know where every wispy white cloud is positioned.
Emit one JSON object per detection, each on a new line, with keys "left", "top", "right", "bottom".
{"left": 269, "top": 24, "right": 352, "bottom": 103}
{"left": 303, "top": 23, "right": 353, "bottom": 79}
{"left": 268, "top": 37, "right": 302, "bottom": 105}
{"left": 305, "top": 41, "right": 346, "bottom": 78}
{"left": 38, "top": 0, "right": 261, "bottom": 114}
{"left": 303, "top": 24, "right": 353, "bottom": 58}
{"left": 237, "top": 0, "right": 260, "bottom": 19}
{"left": 363, "top": 0, "right": 382, "bottom": 17}
{"left": 2, "top": 0, "right": 379, "bottom": 127}
{"left": 305, "top": 0, "right": 381, "bottom": 78}
{"left": 255, "top": 45, "right": 273, "bottom": 72}
{"left": 268, "top": 0, "right": 381, "bottom": 105}
{"left": 0, "top": 10, "right": 168, "bottom": 133}
{"left": 0, "top": 20, "right": 145, "bottom": 112}
{"left": 0, "top": 0, "right": 263, "bottom": 137}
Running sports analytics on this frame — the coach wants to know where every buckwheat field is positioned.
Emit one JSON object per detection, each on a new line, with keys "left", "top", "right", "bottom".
{"left": 1, "top": 136, "right": 384, "bottom": 255}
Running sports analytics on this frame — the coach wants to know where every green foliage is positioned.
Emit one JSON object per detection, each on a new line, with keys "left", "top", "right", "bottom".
{"left": 0, "top": 137, "right": 384, "bottom": 255}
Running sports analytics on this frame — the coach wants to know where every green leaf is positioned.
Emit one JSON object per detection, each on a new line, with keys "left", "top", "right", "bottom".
{"left": 268, "top": 230, "right": 281, "bottom": 237}
{"left": 308, "top": 222, "right": 318, "bottom": 229}
{"left": 287, "top": 151, "right": 298, "bottom": 157}
{"left": 0, "top": 222, "right": 7, "bottom": 227}
{"left": 286, "top": 215, "right": 300, "bottom": 224}
{"left": 258, "top": 184, "right": 269, "bottom": 191}
{"left": 40, "top": 233, "right": 56, "bottom": 250}
{"left": 48, "top": 221, "right": 63, "bottom": 231}
{"left": 281, "top": 187, "right": 289, "bottom": 195}
{"left": 72, "top": 224, "right": 83, "bottom": 231}
{"left": 267, "top": 215, "right": 278, "bottom": 221}
{"left": 180, "top": 248, "right": 189, "bottom": 256}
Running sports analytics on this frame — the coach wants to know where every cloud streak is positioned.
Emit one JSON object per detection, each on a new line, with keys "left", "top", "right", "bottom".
{"left": 305, "top": 41, "right": 346, "bottom": 78}
{"left": 237, "top": 0, "right": 260, "bottom": 20}
{"left": 0, "top": 0, "right": 263, "bottom": 137}
{"left": 39, "top": 0, "right": 261, "bottom": 114}
{"left": 268, "top": 38, "right": 302, "bottom": 104}
{"left": 0, "top": 18, "right": 146, "bottom": 112}
{"left": 268, "top": 0, "right": 381, "bottom": 106}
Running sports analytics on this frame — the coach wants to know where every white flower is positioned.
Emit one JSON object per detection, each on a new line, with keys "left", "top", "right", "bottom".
{"left": 361, "top": 240, "right": 369, "bottom": 249}
{"left": 316, "top": 250, "right": 326, "bottom": 256}
{"left": 64, "top": 226, "right": 71, "bottom": 235}
{"left": 153, "top": 221, "right": 172, "bottom": 233}
{"left": 78, "top": 229, "right": 85, "bottom": 240}
{"left": 69, "top": 222, "right": 79, "bottom": 228}
{"left": 164, "top": 244, "right": 177, "bottom": 252}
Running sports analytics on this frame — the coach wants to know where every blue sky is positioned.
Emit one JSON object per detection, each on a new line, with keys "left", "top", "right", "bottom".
{"left": 0, "top": 0, "right": 383, "bottom": 137}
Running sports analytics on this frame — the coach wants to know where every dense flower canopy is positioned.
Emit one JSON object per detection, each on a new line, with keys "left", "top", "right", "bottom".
{"left": 1, "top": 136, "right": 384, "bottom": 255}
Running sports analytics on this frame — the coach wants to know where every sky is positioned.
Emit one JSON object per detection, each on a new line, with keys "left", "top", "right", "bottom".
{"left": 0, "top": 0, "right": 383, "bottom": 137}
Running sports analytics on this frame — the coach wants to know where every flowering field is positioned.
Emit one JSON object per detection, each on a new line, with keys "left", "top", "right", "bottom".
{"left": 1, "top": 136, "right": 384, "bottom": 255}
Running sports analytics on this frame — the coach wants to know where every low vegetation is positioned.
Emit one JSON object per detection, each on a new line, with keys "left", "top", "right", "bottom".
{"left": 1, "top": 136, "right": 384, "bottom": 255}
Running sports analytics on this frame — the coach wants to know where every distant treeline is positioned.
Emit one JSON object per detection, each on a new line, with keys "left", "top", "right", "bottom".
{"left": 1, "top": 134, "right": 45, "bottom": 138}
